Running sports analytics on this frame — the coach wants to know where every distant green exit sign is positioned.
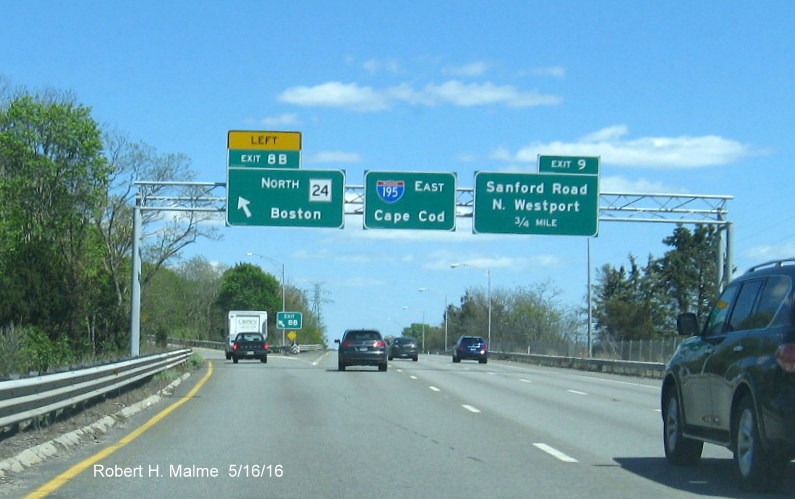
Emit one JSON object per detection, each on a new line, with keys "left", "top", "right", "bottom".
{"left": 538, "top": 155, "right": 599, "bottom": 175}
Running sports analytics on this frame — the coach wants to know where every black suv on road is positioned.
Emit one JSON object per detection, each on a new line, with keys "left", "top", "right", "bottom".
{"left": 230, "top": 333, "right": 269, "bottom": 364}
{"left": 388, "top": 336, "right": 419, "bottom": 361}
{"left": 662, "top": 259, "right": 795, "bottom": 491}
{"left": 335, "top": 329, "right": 388, "bottom": 372}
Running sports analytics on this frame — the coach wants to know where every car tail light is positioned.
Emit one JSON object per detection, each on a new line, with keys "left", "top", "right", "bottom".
{"left": 375, "top": 341, "right": 386, "bottom": 348}
{"left": 264, "top": 343, "right": 269, "bottom": 350}
{"left": 776, "top": 344, "right": 795, "bottom": 373}
{"left": 342, "top": 341, "right": 354, "bottom": 347}
{"left": 232, "top": 344, "right": 238, "bottom": 350}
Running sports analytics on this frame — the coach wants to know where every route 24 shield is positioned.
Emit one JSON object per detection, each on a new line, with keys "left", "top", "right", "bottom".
{"left": 376, "top": 180, "right": 405, "bottom": 203}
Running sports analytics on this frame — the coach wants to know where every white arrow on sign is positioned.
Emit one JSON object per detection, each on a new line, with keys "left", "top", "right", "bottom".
{"left": 237, "top": 197, "right": 252, "bottom": 218}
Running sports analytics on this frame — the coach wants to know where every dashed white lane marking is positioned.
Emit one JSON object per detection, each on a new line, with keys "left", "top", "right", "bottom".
{"left": 409, "top": 375, "right": 418, "bottom": 380}
{"left": 429, "top": 386, "right": 441, "bottom": 392}
{"left": 533, "top": 443, "right": 578, "bottom": 463}
{"left": 462, "top": 404, "right": 481, "bottom": 413}
{"left": 519, "top": 378, "right": 532, "bottom": 383}
{"left": 567, "top": 389, "right": 588, "bottom": 396}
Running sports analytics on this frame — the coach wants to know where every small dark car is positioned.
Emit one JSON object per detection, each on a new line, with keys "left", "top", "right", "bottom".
{"left": 453, "top": 335, "right": 488, "bottom": 364}
{"left": 389, "top": 336, "right": 419, "bottom": 361}
{"left": 662, "top": 259, "right": 795, "bottom": 491}
{"left": 335, "top": 329, "right": 388, "bottom": 371}
{"left": 230, "top": 333, "right": 269, "bottom": 364}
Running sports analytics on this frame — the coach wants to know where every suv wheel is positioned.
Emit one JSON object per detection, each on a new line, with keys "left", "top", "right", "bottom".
{"left": 663, "top": 389, "right": 702, "bottom": 466}
{"left": 734, "top": 396, "right": 786, "bottom": 491}
{"left": 338, "top": 360, "right": 345, "bottom": 371}
{"left": 379, "top": 362, "right": 387, "bottom": 372}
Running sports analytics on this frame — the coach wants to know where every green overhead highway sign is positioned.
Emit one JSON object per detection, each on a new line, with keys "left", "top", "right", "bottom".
{"left": 226, "top": 168, "right": 345, "bottom": 228}
{"left": 277, "top": 311, "right": 303, "bottom": 330}
{"left": 538, "top": 155, "right": 600, "bottom": 176}
{"left": 363, "top": 171, "right": 456, "bottom": 230}
{"left": 473, "top": 171, "right": 599, "bottom": 236}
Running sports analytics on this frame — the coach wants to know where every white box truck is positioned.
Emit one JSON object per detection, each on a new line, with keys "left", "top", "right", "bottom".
{"left": 225, "top": 310, "right": 268, "bottom": 359}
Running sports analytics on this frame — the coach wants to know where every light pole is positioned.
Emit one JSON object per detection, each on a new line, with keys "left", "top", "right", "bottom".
{"left": 451, "top": 263, "right": 491, "bottom": 349}
{"left": 246, "top": 252, "right": 286, "bottom": 345}
{"left": 401, "top": 306, "right": 425, "bottom": 351}
{"left": 419, "top": 287, "right": 448, "bottom": 351}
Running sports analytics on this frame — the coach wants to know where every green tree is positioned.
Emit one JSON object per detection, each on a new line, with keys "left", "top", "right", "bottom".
{"left": 0, "top": 92, "right": 111, "bottom": 350}
{"left": 592, "top": 256, "right": 669, "bottom": 341}
{"left": 658, "top": 225, "right": 721, "bottom": 323}
{"left": 214, "top": 263, "right": 281, "bottom": 335}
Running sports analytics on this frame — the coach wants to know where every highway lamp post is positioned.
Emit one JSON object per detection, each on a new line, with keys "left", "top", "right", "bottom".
{"left": 419, "top": 287, "right": 448, "bottom": 351}
{"left": 450, "top": 263, "right": 492, "bottom": 350}
{"left": 246, "top": 252, "right": 286, "bottom": 346}
{"left": 401, "top": 306, "right": 426, "bottom": 352}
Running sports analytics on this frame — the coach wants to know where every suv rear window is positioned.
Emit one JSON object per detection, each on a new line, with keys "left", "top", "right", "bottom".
{"left": 346, "top": 330, "right": 381, "bottom": 341}
{"left": 236, "top": 333, "right": 264, "bottom": 342}
{"left": 461, "top": 337, "right": 485, "bottom": 345}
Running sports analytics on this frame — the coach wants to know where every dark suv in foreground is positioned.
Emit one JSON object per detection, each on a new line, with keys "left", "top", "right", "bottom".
{"left": 335, "top": 329, "right": 388, "bottom": 371}
{"left": 662, "top": 259, "right": 795, "bottom": 491}
{"left": 453, "top": 335, "right": 488, "bottom": 364}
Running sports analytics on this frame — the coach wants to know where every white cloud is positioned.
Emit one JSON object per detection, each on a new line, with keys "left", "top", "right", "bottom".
{"left": 500, "top": 125, "right": 754, "bottom": 168}
{"left": 307, "top": 151, "right": 362, "bottom": 163}
{"left": 579, "top": 125, "right": 628, "bottom": 143}
{"left": 529, "top": 66, "right": 566, "bottom": 78}
{"left": 426, "top": 251, "right": 564, "bottom": 272}
{"left": 250, "top": 113, "right": 301, "bottom": 127}
{"left": 420, "top": 81, "right": 562, "bottom": 108}
{"left": 278, "top": 80, "right": 562, "bottom": 111}
{"left": 444, "top": 62, "right": 489, "bottom": 77}
{"left": 279, "top": 82, "right": 390, "bottom": 112}
{"left": 743, "top": 242, "right": 795, "bottom": 263}
{"left": 362, "top": 58, "right": 401, "bottom": 74}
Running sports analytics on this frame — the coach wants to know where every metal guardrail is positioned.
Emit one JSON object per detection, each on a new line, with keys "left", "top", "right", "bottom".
{"left": 0, "top": 349, "right": 192, "bottom": 430}
{"left": 491, "top": 351, "right": 665, "bottom": 378}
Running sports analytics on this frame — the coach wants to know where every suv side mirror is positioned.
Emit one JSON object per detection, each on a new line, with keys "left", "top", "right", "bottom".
{"left": 677, "top": 313, "right": 700, "bottom": 336}
{"left": 334, "top": 339, "right": 340, "bottom": 344}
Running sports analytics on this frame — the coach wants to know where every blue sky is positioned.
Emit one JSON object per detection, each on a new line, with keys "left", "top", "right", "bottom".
{"left": 2, "top": 1, "right": 793, "bottom": 343}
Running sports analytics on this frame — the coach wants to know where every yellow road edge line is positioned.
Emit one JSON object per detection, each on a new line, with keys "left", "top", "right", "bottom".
{"left": 24, "top": 361, "right": 215, "bottom": 499}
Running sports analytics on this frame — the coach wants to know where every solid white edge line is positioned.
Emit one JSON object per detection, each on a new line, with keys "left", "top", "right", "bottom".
{"left": 533, "top": 443, "right": 578, "bottom": 463}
